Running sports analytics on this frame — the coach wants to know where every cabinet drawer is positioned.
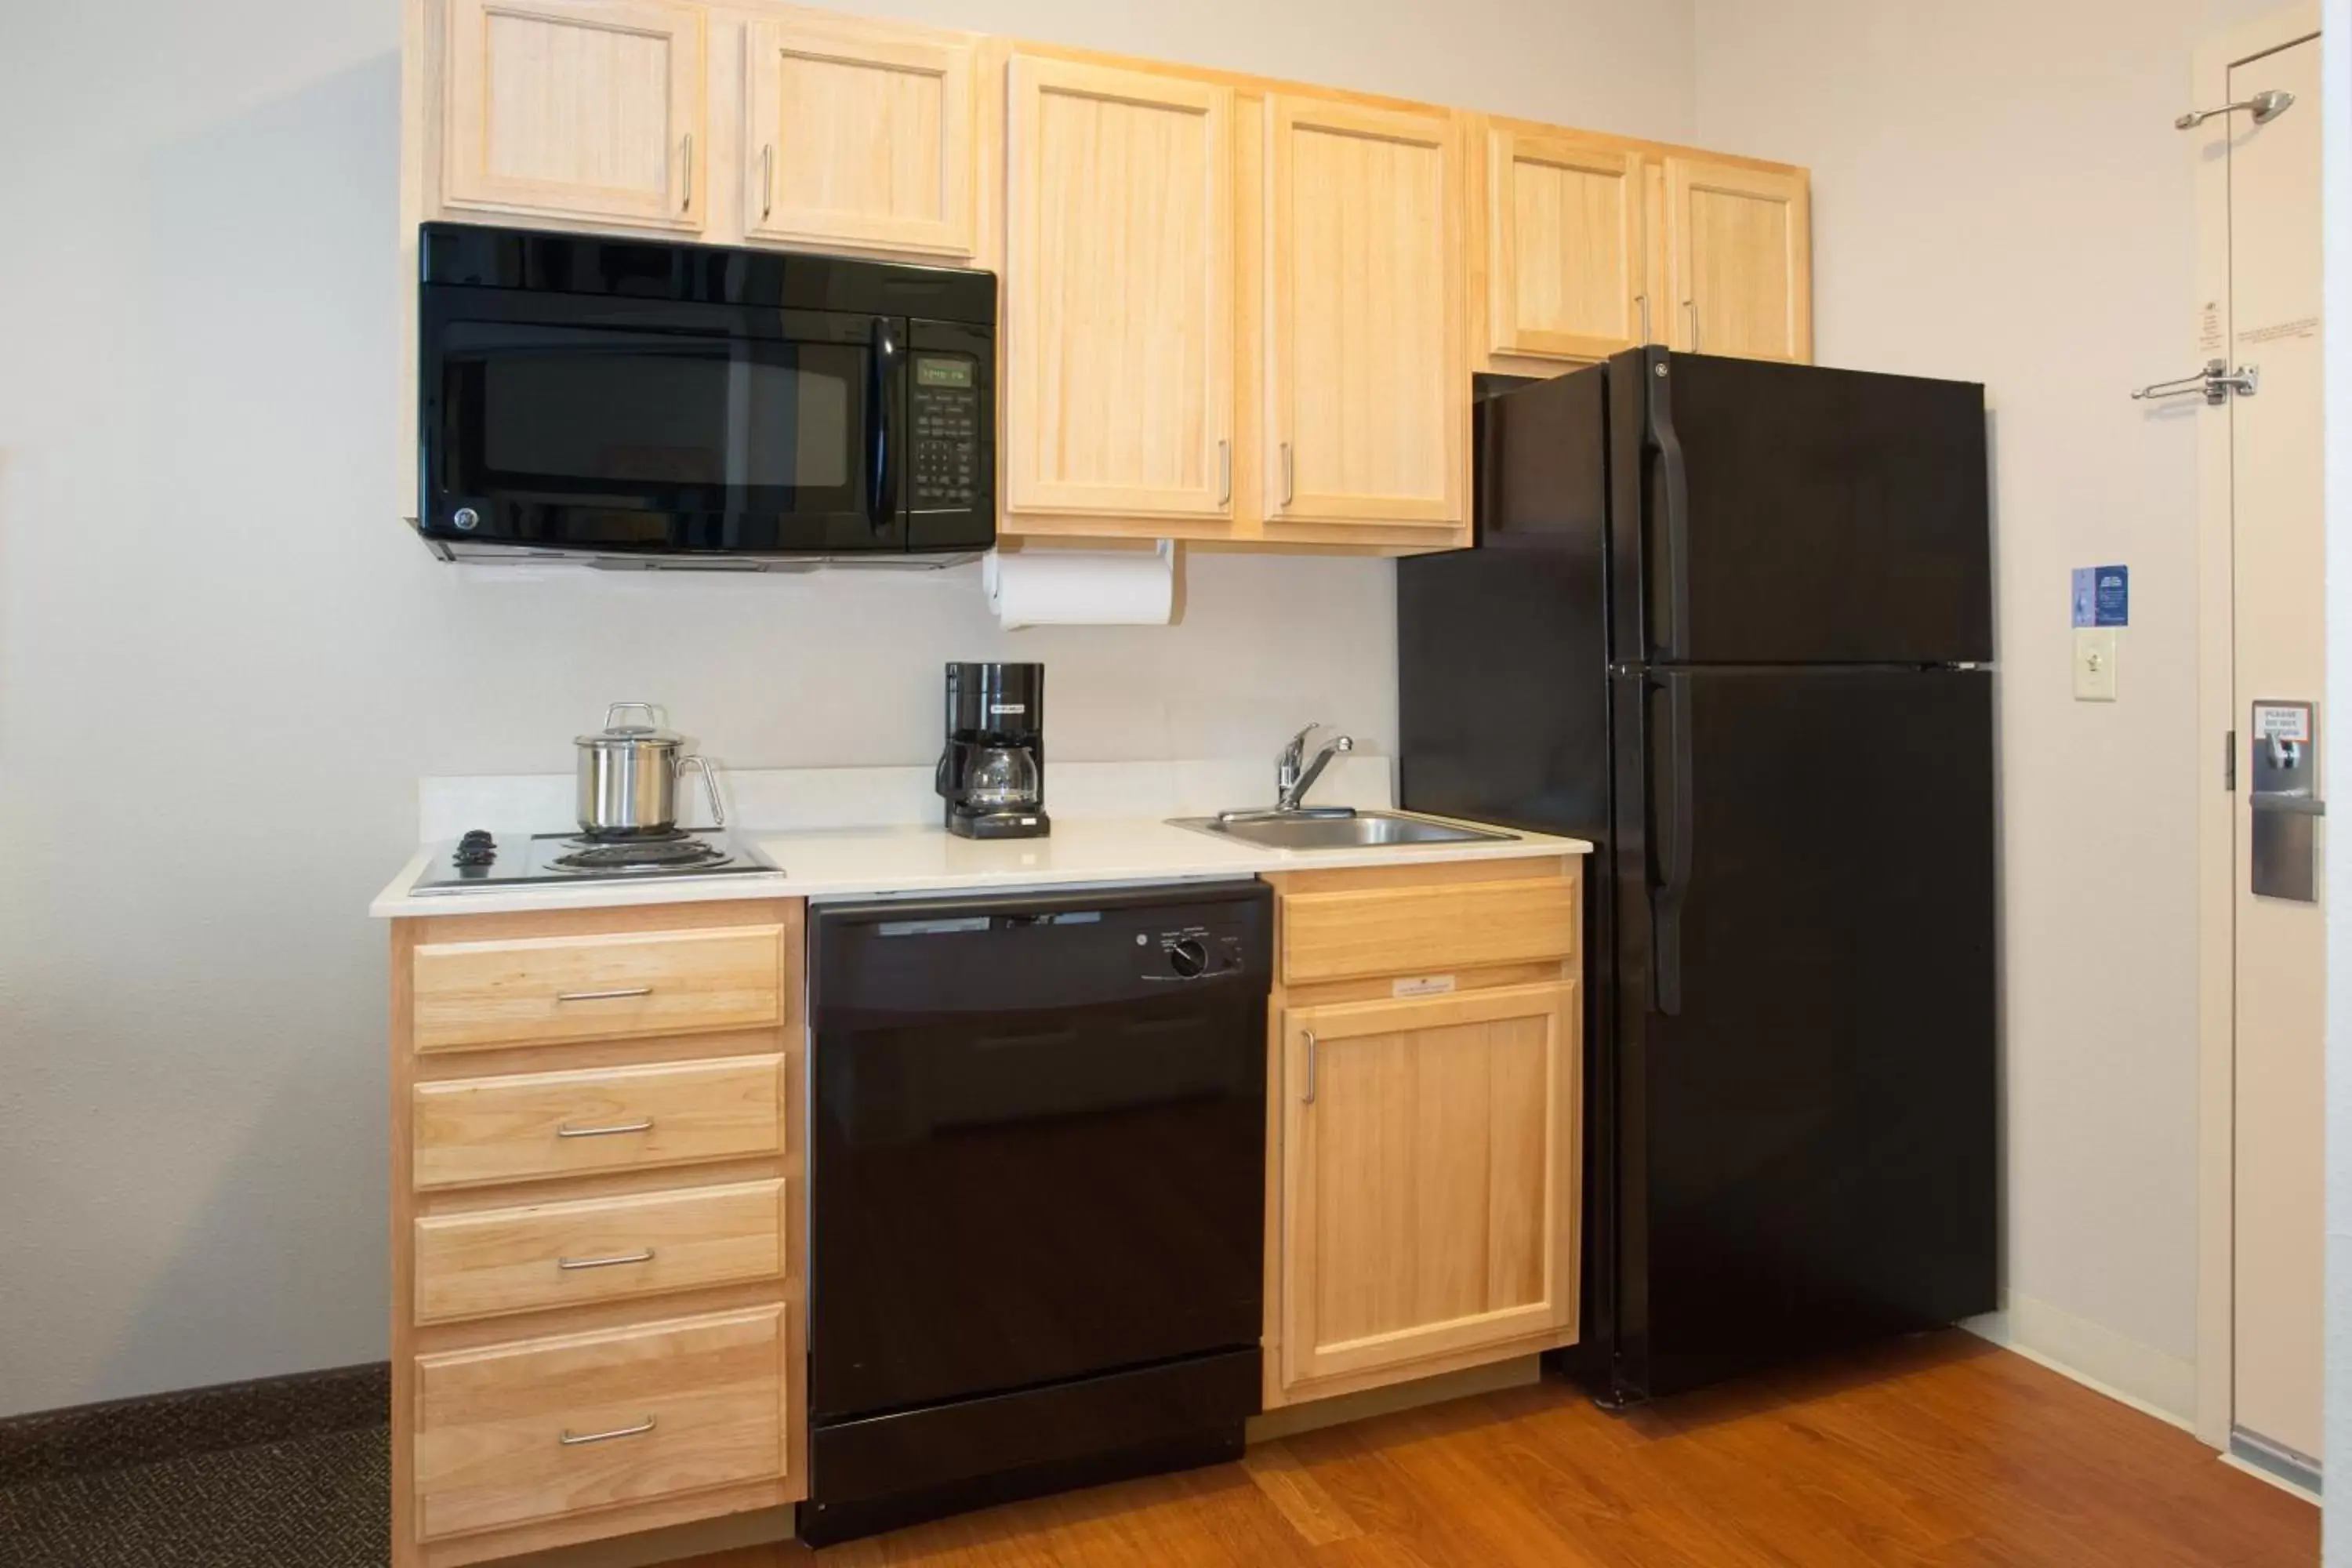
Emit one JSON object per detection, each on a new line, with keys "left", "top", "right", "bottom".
{"left": 412, "top": 926, "right": 785, "bottom": 1053}
{"left": 412, "top": 1056, "right": 784, "bottom": 1191}
{"left": 1280, "top": 876, "right": 1577, "bottom": 985}
{"left": 415, "top": 1306, "right": 783, "bottom": 1541}
{"left": 414, "top": 1180, "right": 784, "bottom": 1324}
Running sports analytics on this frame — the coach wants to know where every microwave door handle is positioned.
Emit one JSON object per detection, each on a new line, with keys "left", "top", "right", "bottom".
{"left": 868, "top": 318, "right": 902, "bottom": 533}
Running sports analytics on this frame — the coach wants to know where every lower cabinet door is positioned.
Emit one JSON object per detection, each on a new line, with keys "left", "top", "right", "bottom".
{"left": 415, "top": 1306, "right": 784, "bottom": 1541}
{"left": 1278, "top": 983, "right": 1580, "bottom": 1395}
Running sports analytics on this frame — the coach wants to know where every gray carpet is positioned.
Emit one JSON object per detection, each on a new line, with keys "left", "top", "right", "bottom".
{"left": 0, "top": 1425, "right": 389, "bottom": 1566}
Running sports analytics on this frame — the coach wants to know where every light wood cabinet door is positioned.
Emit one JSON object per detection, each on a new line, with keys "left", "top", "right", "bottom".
{"left": 1278, "top": 983, "right": 1579, "bottom": 1394}
{"left": 1266, "top": 96, "right": 1466, "bottom": 528}
{"left": 444, "top": 0, "right": 706, "bottom": 230}
{"left": 1007, "top": 56, "right": 1236, "bottom": 521}
{"left": 1486, "top": 130, "right": 1646, "bottom": 362}
{"left": 1663, "top": 157, "right": 1812, "bottom": 363}
{"left": 742, "top": 13, "right": 977, "bottom": 257}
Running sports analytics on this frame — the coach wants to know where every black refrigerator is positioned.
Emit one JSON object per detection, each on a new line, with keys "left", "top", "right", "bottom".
{"left": 1399, "top": 347, "right": 1998, "bottom": 1403}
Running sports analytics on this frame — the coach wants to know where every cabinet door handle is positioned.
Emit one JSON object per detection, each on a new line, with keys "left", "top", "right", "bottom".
{"left": 681, "top": 132, "right": 694, "bottom": 212}
{"left": 761, "top": 143, "right": 774, "bottom": 220}
{"left": 1280, "top": 442, "right": 1294, "bottom": 507}
{"left": 554, "top": 986, "right": 652, "bottom": 1003}
{"left": 555, "top": 1117, "right": 655, "bottom": 1138}
{"left": 561, "top": 1417, "right": 655, "bottom": 1446}
{"left": 1218, "top": 438, "right": 1232, "bottom": 506}
{"left": 1635, "top": 292, "right": 1650, "bottom": 343}
{"left": 1683, "top": 299, "right": 1699, "bottom": 353}
{"left": 1301, "top": 1029, "right": 1317, "bottom": 1105}
{"left": 557, "top": 1248, "right": 655, "bottom": 1271}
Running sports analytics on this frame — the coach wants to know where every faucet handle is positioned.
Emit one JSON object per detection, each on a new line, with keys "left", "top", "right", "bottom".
{"left": 1282, "top": 723, "right": 1325, "bottom": 769}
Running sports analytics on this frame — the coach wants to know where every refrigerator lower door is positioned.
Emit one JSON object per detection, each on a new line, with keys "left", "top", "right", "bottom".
{"left": 1607, "top": 666, "right": 1997, "bottom": 1400}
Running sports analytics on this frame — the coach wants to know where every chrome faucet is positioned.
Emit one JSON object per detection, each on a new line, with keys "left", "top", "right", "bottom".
{"left": 1277, "top": 724, "right": 1354, "bottom": 811}
{"left": 1218, "top": 724, "right": 1359, "bottom": 824}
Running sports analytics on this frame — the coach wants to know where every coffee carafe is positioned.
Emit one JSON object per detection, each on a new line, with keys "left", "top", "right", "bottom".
{"left": 935, "top": 662, "right": 1050, "bottom": 839}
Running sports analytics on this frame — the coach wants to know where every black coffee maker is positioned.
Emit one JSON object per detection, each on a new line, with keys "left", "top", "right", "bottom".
{"left": 935, "top": 662, "right": 1049, "bottom": 839}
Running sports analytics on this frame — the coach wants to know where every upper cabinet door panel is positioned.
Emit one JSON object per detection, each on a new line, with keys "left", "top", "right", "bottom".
{"left": 743, "top": 14, "right": 978, "bottom": 257}
{"left": 1007, "top": 56, "right": 1234, "bottom": 519}
{"left": 1268, "top": 96, "right": 1466, "bottom": 528}
{"left": 444, "top": 0, "right": 707, "bottom": 230}
{"left": 1487, "top": 131, "right": 1644, "bottom": 361}
{"left": 1664, "top": 157, "right": 1812, "bottom": 364}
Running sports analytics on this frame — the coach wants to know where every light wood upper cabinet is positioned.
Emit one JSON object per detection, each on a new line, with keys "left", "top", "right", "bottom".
{"left": 1266, "top": 96, "right": 1467, "bottom": 529}
{"left": 1664, "top": 156, "right": 1812, "bottom": 363}
{"left": 1007, "top": 56, "right": 1235, "bottom": 520}
{"left": 1485, "top": 129, "right": 1646, "bottom": 362}
{"left": 741, "top": 13, "right": 978, "bottom": 257}
{"left": 444, "top": 0, "right": 708, "bottom": 230}
{"left": 1278, "top": 982, "right": 1581, "bottom": 1392}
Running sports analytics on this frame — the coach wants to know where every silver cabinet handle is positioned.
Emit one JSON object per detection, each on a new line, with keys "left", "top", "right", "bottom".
{"left": 681, "top": 132, "right": 694, "bottom": 212}
{"left": 555, "top": 986, "right": 653, "bottom": 1003}
{"left": 1217, "top": 438, "right": 1232, "bottom": 507}
{"left": 556, "top": 1117, "right": 654, "bottom": 1138}
{"left": 1280, "top": 443, "right": 1294, "bottom": 507}
{"left": 1683, "top": 299, "right": 1699, "bottom": 352}
{"left": 1636, "top": 292, "right": 1650, "bottom": 343}
{"left": 557, "top": 1248, "right": 655, "bottom": 1271}
{"left": 1301, "top": 1029, "right": 1317, "bottom": 1105}
{"left": 761, "top": 143, "right": 774, "bottom": 220}
{"left": 561, "top": 1417, "right": 655, "bottom": 1446}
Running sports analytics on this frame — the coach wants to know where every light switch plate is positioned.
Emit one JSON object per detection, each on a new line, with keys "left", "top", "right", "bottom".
{"left": 2074, "top": 627, "right": 2119, "bottom": 701}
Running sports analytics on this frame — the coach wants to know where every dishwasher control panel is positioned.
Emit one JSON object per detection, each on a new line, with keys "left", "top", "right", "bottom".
{"left": 1140, "top": 920, "right": 1250, "bottom": 982}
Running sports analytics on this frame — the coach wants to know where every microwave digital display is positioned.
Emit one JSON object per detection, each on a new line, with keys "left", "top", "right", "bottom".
{"left": 916, "top": 358, "right": 975, "bottom": 389}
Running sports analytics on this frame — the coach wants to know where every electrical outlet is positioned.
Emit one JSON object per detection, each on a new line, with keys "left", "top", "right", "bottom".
{"left": 2074, "top": 628, "right": 2118, "bottom": 702}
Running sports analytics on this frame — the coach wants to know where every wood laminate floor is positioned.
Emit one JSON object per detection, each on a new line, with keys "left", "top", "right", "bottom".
{"left": 689, "top": 1332, "right": 2317, "bottom": 1568}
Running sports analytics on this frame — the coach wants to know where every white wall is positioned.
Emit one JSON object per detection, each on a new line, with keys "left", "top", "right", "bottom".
{"left": 1693, "top": 0, "right": 2288, "bottom": 1417}
{"left": 2322, "top": 0, "right": 2349, "bottom": 1551}
{"left": 0, "top": 0, "right": 1697, "bottom": 1415}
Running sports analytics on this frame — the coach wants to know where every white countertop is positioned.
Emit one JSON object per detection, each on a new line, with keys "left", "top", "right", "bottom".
{"left": 368, "top": 813, "right": 1592, "bottom": 918}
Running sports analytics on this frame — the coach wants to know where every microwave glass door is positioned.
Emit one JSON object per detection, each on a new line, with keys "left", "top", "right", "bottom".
{"left": 431, "top": 313, "right": 892, "bottom": 550}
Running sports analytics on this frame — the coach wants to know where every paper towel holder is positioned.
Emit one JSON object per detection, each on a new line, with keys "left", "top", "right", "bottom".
{"left": 982, "top": 539, "right": 1180, "bottom": 629}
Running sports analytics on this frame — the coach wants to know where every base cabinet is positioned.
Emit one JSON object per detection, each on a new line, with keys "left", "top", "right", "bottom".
{"left": 1261, "top": 860, "right": 1584, "bottom": 1408}
{"left": 389, "top": 900, "right": 806, "bottom": 1568}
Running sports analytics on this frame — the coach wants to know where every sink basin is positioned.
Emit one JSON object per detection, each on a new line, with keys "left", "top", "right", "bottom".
{"left": 1170, "top": 811, "right": 1518, "bottom": 851}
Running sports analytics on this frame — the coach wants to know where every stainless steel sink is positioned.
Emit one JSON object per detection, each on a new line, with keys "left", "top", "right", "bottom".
{"left": 1170, "top": 811, "right": 1518, "bottom": 851}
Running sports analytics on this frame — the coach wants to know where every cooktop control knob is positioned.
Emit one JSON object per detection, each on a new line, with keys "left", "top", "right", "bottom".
{"left": 454, "top": 829, "right": 496, "bottom": 866}
{"left": 1168, "top": 937, "right": 1209, "bottom": 978}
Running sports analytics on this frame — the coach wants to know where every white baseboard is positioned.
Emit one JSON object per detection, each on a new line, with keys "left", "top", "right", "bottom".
{"left": 1963, "top": 1290, "right": 2198, "bottom": 1432}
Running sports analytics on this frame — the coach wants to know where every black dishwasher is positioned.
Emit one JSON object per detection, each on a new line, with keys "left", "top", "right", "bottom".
{"left": 801, "top": 880, "right": 1272, "bottom": 1545}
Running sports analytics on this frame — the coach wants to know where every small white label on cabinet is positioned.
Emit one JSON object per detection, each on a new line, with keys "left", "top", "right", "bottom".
{"left": 1393, "top": 975, "right": 1457, "bottom": 997}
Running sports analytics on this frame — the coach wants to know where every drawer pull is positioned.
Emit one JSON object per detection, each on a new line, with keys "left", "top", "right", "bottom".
{"left": 554, "top": 986, "right": 654, "bottom": 1003}
{"left": 559, "top": 1416, "right": 656, "bottom": 1446}
{"left": 557, "top": 1248, "right": 655, "bottom": 1272}
{"left": 555, "top": 1117, "right": 655, "bottom": 1139}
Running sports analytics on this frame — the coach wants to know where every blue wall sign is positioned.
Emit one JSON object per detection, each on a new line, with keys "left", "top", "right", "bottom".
{"left": 2073, "top": 565, "right": 2128, "bottom": 627}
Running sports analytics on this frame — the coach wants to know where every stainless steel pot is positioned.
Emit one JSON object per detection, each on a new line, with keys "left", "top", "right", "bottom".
{"left": 575, "top": 702, "right": 726, "bottom": 837}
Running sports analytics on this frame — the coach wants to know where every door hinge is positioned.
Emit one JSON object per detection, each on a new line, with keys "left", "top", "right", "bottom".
{"left": 2225, "top": 728, "right": 2238, "bottom": 792}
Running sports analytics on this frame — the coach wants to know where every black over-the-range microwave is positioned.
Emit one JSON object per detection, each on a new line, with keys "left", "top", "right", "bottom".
{"left": 416, "top": 222, "right": 996, "bottom": 566}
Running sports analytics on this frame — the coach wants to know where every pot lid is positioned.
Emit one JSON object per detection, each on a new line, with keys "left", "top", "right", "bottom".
{"left": 575, "top": 702, "right": 683, "bottom": 748}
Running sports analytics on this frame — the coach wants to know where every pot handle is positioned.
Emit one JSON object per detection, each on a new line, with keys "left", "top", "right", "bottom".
{"left": 677, "top": 754, "right": 727, "bottom": 829}
{"left": 603, "top": 701, "right": 662, "bottom": 731}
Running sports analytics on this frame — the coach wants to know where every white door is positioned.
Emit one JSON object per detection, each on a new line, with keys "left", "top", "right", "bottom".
{"left": 2227, "top": 31, "right": 2322, "bottom": 1478}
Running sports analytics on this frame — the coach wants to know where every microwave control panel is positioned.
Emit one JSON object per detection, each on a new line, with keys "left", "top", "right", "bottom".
{"left": 911, "top": 355, "right": 981, "bottom": 511}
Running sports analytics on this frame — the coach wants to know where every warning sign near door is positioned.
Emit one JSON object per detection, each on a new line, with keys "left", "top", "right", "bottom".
{"left": 2253, "top": 703, "right": 2313, "bottom": 743}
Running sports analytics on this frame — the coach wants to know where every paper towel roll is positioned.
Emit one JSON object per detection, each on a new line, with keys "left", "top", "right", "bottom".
{"left": 982, "top": 540, "right": 1177, "bottom": 630}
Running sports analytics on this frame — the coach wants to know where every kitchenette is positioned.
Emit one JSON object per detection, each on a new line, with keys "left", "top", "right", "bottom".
{"left": 367, "top": 0, "right": 1994, "bottom": 1564}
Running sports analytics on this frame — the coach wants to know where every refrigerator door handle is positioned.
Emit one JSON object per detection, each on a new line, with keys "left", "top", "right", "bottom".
{"left": 1651, "top": 671, "right": 1694, "bottom": 1015}
{"left": 1648, "top": 358, "right": 1693, "bottom": 662}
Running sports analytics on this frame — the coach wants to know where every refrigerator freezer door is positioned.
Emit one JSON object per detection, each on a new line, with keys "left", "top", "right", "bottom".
{"left": 1609, "top": 351, "right": 1993, "bottom": 666}
{"left": 1607, "top": 666, "right": 1997, "bottom": 1399}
